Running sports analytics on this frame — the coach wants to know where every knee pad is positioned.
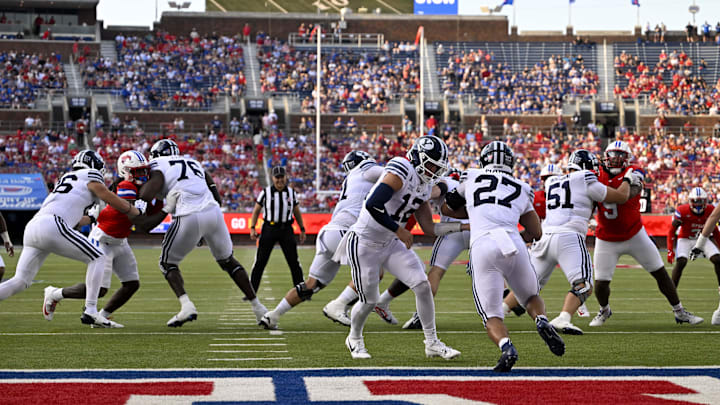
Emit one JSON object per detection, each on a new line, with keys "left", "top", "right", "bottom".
{"left": 217, "top": 255, "right": 245, "bottom": 276}
{"left": 160, "top": 262, "right": 180, "bottom": 280}
{"left": 570, "top": 279, "right": 591, "bottom": 304}
{"left": 295, "top": 281, "right": 325, "bottom": 302}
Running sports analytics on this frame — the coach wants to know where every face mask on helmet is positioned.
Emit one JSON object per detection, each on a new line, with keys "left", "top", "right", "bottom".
{"left": 408, "top": 137, "right": 449, "bottom": 184}
{"left": 690, "top": 197, "right": 706, "bottom": 215}
{"left": 129, "top": 166, "right": 150, "bottom": 185}
{"left": 604, "top": 150, "right": 629, "bottom": 175}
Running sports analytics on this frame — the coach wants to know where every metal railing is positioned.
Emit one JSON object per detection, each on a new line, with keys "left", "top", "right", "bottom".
{"left": 288, "top": 33, "right": 384, "bottom": 48}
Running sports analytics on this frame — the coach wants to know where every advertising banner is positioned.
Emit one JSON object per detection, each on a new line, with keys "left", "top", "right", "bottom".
{"left": 0, "top": 173, "right": 48, "bottom": 210}
{"left": 414, "top": 0, "right": 458, "bottom": 15}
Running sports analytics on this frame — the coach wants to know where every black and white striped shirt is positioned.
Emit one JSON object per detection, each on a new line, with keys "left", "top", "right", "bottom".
{"left": 256, "top": 185, "right": 298, "bottom": 225}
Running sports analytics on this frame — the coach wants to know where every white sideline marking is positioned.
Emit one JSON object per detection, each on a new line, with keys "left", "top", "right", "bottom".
{"left": 207, "top": 350, "right": 289, "bottom": 353}
{"left": 3, "top": 330, "right": 720, "bottom": 337}
{"left": 207, "top": 357, "right": 292, "bottom": 361}
{"left": 213, "top": 338, "right": 286, "bottom": 340}
{"left": 209, "top": 343, "right": 287, "bottom": 346}
{"left": 218, "top": 322, "right": 258, "bottom": 326}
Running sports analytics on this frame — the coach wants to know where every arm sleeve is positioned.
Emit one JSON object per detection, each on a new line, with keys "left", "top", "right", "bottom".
{"left": 87, "top": 169, "right": 105, "bottom": 184}
{"left": 116, "top": 183, "right": 138, "bottom": 201}
{"left": 365, "top": 182, "right": 399, "bottom": 232}
{"left": 362, "top": 165, "right": 385, "bottom": 183}
{"left": 256, "top": 189, "right": 266, "bottom": 205}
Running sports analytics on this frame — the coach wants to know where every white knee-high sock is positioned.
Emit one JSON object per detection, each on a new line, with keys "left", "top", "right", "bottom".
{"left": 84, "top": 257, "right": 106, "bottom": 314}
{"left": 337, "top": 286, "right": 359, "bottom": 305}
{"left": 412, "top": 281, "right": 437, "bottom": 342}
{"left": 349, "top": 301, "right": 374, "bottom": 340}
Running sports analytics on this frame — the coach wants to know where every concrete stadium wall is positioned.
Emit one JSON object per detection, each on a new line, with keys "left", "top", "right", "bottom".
{"left": 0, "top": 39, "right": 99, "bottom": 61}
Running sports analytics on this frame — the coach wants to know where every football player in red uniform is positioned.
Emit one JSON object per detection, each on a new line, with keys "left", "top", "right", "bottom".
{"left": 591, "top": 141, "right": 703, "bottom": 326}
{"left": 533, "top": 163, "right": 563, "bottom": 220}
{"left": 668, "top": 187, "right": 720, "bottom": 290}
{"left": 42, "top": 151, "right": 171, "bottom": 327}
{"left": 687, "top": 188, "right": 720, "bottom": 325}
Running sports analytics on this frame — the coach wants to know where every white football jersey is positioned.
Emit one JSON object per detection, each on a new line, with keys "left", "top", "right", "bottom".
{"left": 38, "top": 169, "right": 103, "bottom": 227}
{"left": 459, "top": 168, "right": 534, "bottom": 247}
{"left": 430, "top": 176, "right": 468, "bottom": 224}
{"left": 329, "top": 161, "right": 384, "bottom": 228}
{"left": 149, "top": 156, "right": 217, "bottom": 216}
{"left": 352, "top": 157, "right": 432, "bottom": 244}
{"left": 542, "top": 170, "right": 607, "bottom": 235}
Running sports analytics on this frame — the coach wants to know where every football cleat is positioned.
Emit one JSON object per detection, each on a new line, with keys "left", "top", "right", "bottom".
{"left": 493, "top": 341, "right": 519, "bottom": 372}
{"left": 674, "top": 309, "right": 704, "bottom": 325}
{"left": 712, "top": 308, "right": 720, "bottom": 325}
{"left": 576, "top": 303, "right": 590, "bottom": 318}
{"left": 346, "top": 336, "right": 371, "bottom": 359}
{"left": 323, "top": 300, "right": 351, "bottom": 327}
{"left": 424, "top": 339, "right": 461, "bottom": 360}
{"left": 589, "top": 307, "right": 612, "bottom": 327}
{"left": 90, "top": 315, "right": 124, "bottom": 329}
{"left": 373, "top": 303, "right": 398, "bottom": 325}
{"left": 252, "top": 302, "right": 268, "bottom": 324}
{"left": 550, "top": 317, "right": 584, "bottom": 335}
{"left": 259, "top": 312, "right": 278, "bottom": 330}
{"left": 167, "top": 305, "right": 198, "bottom": 327}
{"left": 402, "top": 312, "right": 422, "bottom": 330}
{"left": 81, "top": 312, "right": 123, "bottom": 328}
{"left": 43, "top": 286, "right": 61, "bottom": 321}
{"left": 536, "top": 315, "right": 565, "bottom": 356}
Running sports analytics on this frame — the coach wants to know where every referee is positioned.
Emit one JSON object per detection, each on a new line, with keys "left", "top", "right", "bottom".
{"left": 249, "top": 166, "right": 306, "bottom": 291}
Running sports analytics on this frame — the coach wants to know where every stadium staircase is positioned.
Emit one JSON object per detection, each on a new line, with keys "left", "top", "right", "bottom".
{"left": 65, "top": 60, "right": 84, "bottom": 96}
{"left": 423, "top": 43, "right": 439, "bottom": 98}
{"left": 243, "top": 41, "right": 261, "bottom": 97}
{"left": 598, "top": 43, "right": 614, "bottom": 101}
{"left": 100, "top": 40, "right": 118, "bottom": 62}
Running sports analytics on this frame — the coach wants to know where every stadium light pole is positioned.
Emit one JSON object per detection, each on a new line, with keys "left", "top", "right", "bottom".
{"left": 418, "top": 27, "right": 424, "bottom": 135}
{"left": 315, "top": 24, "right": 322, "bottom": 196}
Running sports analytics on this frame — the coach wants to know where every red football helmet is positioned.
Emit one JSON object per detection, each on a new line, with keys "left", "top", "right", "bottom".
{"left": 603, "top": 141, "right": 632, "bottom": 175}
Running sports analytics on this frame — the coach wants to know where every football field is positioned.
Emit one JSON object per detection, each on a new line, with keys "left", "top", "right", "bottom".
{"left": 0, "top": 244, "right": 719, "bottom": 370}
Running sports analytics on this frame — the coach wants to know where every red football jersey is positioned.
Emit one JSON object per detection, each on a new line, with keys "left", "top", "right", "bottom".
{"left": 97, "top": 180, "right": 137, "bottom": 238}
{"left": 533, "top": 190, "right": 546, "bottom": 220}
{"left": 595, "top": 165, "right": 643, "bottom": 242}
{"left": 674, "top": 203, "right": 714, "bottom": 239}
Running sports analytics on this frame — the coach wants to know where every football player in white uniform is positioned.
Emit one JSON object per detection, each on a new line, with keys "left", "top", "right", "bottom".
{"left": 505, "top": 150, "right": 633, "bottom": 335}
{"left": 139, "top": 139, "right": 266, "bottom": 327}
{"left": 369, "top": 168, "right": 471, "bottom": 330}
{"left": 0, "top": 212, "right": 14, "bottom": 282}
{"left": 443, "top": 141, "right": 564, "bottom": 372}
{"left": 41, "top": 150, "right": 172, "bottom": 327}
{"left": 0, "top": 150, "right": 142, "bottom": 327}
{"left": 258, "top": 151, "right": 384, "bottom": 329}
{"left": 339, "top": 135, "right": 461, "bottom": 360}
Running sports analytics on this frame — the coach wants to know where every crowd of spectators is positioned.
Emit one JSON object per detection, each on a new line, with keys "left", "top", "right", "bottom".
{"left": 81, "top": 30, "right": 245, "bottom": 111}
{"left": 256, "top": 34, "right": 419, "bottom": 113}
{"left": 438, "top": 49, "right": 598, "bottom": 114}
{"left": 613, "top": 49, "right": 719, "bottom": 115}
{"left": 0, "top": 51, "right": 66, "bottom": 109}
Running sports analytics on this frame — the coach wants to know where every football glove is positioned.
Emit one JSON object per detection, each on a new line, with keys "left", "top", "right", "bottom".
{"left": 690, "top": 235, "right": 707, "bottom": 261}
{"left": 163, "top": 189, "right": 180, "bottom": 214}
{"left": 689, "top": 247, "right": 703, "bottom": 261}
{"left": 134, "top": 199, "right": 148, "bottom": 215}
{"left": 86, "top": 204, "right": 100, "bottom": 224}
{"left": 667, "top": 249, "right": 674, "bottom": 264}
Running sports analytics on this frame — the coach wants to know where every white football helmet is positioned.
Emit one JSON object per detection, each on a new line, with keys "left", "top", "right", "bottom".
{"left": 689, "top": 187, "right": 708, "bottom": 215}
{"left": 540, "top": 163, "right": 563, "bottom": 181}
{"left": 406, "top": 135, "right": 449, "bottom": 184}
{"left": 603, "top": 141, "right": 632, "bottom": 175}
{"left": 117, "top": 150, "right": 149, "bottom": 185}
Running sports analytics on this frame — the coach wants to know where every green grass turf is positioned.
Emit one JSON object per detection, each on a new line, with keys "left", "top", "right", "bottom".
{"left": 0, "top": 245, "right": 719, "bottom": 369}
{"left": 208, "top": 0, "right": 413, "bottom": 15}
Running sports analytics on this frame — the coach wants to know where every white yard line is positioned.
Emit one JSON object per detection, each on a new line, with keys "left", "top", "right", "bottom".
{"left": 209, "top": 0, "right": 227, "bottom": 12}
{"left": 213, "top": 338, "right": 286, "bottom": 340}
{"left": 209, "top": 343, "right": 288, "bottom": 346}
{"left": 375, "top": 0, "right": 402, "bottom": 14}
{"left": 266, "top": 0, "right": 288, "bottom": 13}
{"left": 207, "top": 350, "right": 289, "bottom": 353}
{"left": 207, "top": 357, "right": 292, "bottom": 361}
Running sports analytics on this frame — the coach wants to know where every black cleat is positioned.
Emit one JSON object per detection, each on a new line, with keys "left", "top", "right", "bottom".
{"left": 493, "top": 341, "right": 518, "bottom": 372}
{"left": 536, "top": 315, "right": 565, "bottom": 356}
